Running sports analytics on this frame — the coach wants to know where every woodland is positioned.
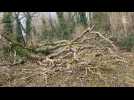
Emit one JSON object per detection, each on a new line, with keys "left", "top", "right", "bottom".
{"left": 0, "top": 12, "right": 134, "bottom": 87}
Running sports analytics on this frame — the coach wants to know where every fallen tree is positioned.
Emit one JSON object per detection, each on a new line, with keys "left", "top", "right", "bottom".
{"left": 0, "top": 25, "right": 130, "bottom": 87}
{"left": 0, "top": 25, "right": 119, "bottom": 66}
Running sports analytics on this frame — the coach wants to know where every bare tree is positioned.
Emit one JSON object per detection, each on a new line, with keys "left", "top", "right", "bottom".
{"left": 14, "top": 12, "right": 26, "bottom": 46}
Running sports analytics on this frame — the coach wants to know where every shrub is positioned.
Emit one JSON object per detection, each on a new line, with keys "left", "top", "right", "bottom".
{"left": 119, "top": 34, "right": 134, "bottom": 52}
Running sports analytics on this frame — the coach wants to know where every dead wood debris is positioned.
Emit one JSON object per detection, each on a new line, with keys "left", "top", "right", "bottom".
{"left": 0, "top": 25, "right": 130, "bottom": 87}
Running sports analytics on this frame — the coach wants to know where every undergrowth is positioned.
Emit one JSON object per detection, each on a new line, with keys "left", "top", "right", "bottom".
{"left": 119, "top": 34, "right": 134, "bottom": 52}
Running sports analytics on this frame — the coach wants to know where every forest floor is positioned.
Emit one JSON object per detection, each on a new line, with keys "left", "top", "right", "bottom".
{"left": 1, "top": 27, "right": 134, "bottom": 87}
{"left": 0, "top": 46, "right": 134, "bottom": 87}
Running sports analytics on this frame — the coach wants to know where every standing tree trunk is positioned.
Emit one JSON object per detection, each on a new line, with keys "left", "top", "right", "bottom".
{"left": 48, "top": 12, "right": 55, "bottom": 40}
{"left": 57, "top": 12, "right": 69, "bottom": 40}
{"left": 57, "top": 12, "right": 73, "bottom": 40}
{"left": 14, "top": 12, "right": 26, "bottom": 46}
{"left": 25, "top": 12, "right": 32, "bottom": 47}
{"left": 2, "top": 12, "right": 13, "bottom": 34}
{"left": 78, "top": 12, "right": 88, "bottom": 27}
{"left": 108, "top": 12, "right": 134, "bottom": 40}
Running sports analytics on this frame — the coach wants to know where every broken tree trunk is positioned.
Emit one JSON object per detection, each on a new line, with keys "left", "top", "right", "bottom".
{"left": 71, "top": 25, "right": 95, "bottom": 42}
{"left": 0, "top": 25, "right": 119, "bottom": 65}
{"left": 90, "top": 31, "right": 118, "bottom": 52}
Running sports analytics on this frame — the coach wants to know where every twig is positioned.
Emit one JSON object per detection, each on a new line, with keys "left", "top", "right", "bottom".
{"left": 90, "top": 31, "right": 118, "bottom": 52}
{"left": 0, "top": 60, "right": 26, "bottom": 67}
{"left": 71, "top": 25, "right": 95, "bottom": 43}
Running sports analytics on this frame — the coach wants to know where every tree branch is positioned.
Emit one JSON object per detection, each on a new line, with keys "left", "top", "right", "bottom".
{"left": 71, "top": 25, "right": 95, "bottom": 42}
{"left": 90, "top": 31, "right": 118, "bottom": 52}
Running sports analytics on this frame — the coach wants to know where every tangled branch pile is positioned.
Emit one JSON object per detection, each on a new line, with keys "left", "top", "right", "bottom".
{"left": 0, "top": 25, "right": 133, "bottom": 87}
